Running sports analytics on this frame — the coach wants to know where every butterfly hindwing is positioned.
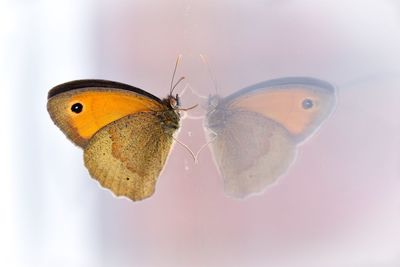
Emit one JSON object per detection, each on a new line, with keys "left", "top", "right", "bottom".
{"left": 207, "top": 109, "right": 296, "bottom": 198}
{"left": 84, "top": 112, "right": 176, "bottom": 201}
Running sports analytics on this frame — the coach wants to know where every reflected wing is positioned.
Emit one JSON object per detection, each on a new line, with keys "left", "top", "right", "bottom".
{"left": 84, "top": 112, "right": 175, "bottom": 201}
{"left": 205, "top": 77, "right": 336, "bottom": 198}
{"left": 207, "top": 110, "right": 296, "bottom": 198}
{"left": 226, "top": 77, "right": 336, "bottom": 142}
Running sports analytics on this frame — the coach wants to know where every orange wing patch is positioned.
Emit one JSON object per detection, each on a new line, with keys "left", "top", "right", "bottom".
{"left": 229, "top": 88, "right": 334, "bottom": 138}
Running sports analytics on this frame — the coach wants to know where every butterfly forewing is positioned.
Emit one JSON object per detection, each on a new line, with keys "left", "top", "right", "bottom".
{"left": 47, "top": 81, "right": 165, "bottom": 148}
{"left": 226, "top": 78, "right": 336, "bottom": 142}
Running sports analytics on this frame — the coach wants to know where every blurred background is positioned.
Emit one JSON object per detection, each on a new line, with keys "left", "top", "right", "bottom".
{"left": 1, "top": 0, "right": 400, "bottom": 266}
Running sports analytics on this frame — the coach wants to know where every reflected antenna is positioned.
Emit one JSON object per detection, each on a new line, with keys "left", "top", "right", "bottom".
{"left": 200, "top": 54, "right": 219, "bottom": 94}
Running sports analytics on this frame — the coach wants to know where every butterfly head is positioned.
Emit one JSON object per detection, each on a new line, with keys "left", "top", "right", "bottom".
{"left": 207, "top": 94, "right": 222, "bottom": 111}
{"left": 205, "top": 95, "right": 228, "bottom": 133}
{"left": 166, "top": 93, "right": 180, "bottom": 109}
{"left": 163, "top": 93, "right": 181, "bottom": 121}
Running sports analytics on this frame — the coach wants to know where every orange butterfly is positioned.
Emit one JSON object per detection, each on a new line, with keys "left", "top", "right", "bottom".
{"left": 47, "top": 79, "right": 181, "bottom": 201}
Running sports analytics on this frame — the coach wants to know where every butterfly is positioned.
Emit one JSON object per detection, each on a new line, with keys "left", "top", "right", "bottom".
{"left": 204, "top": 77, "right": 336, "bottom": 198}
{"left": 47, "top": 79, "right": 182, "bottom": 201}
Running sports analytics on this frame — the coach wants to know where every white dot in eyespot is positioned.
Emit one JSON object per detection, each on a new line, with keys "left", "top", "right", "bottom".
{"left": 302, "top": 98, "right": 313, "bottom": 109}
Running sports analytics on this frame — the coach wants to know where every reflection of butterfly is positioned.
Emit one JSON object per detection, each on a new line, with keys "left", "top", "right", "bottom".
{"left": 47, "top": 79, "right": 181, "bottom": 201}
{"left": 204, "top": 77, "right": 336, "bottom": 198}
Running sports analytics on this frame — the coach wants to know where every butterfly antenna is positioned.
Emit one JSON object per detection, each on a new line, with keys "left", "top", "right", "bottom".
{"left": 172, "top": 136, "right": 197, "bottom": 163}
{"left": 200, "top": 54, "right": 219, "bottom": 94}
{"left": 170, "top": 54, "right": 183, "bottom": 96}
{"left": 171, "top": 76, "right": 186, "bottom": 95}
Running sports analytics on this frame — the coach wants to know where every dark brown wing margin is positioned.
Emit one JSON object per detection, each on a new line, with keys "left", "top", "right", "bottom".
{"left": 48, "top": 79, "right": 162, "bottom": 103}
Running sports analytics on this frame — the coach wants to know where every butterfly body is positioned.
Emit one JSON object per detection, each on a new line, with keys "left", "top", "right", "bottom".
{"left": 205, "top": 77, "right": 336, "bottom": 198}
{"left": 48, "top": 79, "right": 180, "bottom": 201}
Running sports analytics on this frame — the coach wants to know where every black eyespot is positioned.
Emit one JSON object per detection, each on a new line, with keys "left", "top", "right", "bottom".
{"left": 302, "top": 99, "right": 313, "bottom": 109}
{"left": 71, "top": 103, "right": 83, "bottom": 113}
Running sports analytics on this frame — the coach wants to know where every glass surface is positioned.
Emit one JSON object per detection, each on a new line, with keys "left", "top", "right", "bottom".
{"left": 2, "top": 1, "right": 400, "bottom": 266}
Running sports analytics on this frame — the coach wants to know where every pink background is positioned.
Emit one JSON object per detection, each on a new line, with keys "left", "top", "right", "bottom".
{"left": 2, "top": 1, "right": 400, "bottom": 266}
